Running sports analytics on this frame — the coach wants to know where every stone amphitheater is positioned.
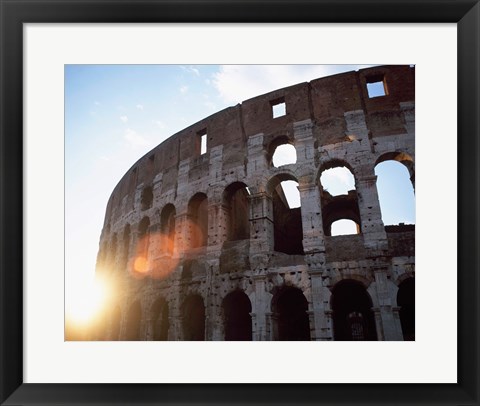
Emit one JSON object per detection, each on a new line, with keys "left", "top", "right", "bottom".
{"left": 94, "top": 65, "right": 415, "bottom": 341}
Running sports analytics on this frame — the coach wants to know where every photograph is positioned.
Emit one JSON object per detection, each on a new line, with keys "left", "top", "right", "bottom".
{"left": 65, "top": 64, "right": 416, "bottom": 342}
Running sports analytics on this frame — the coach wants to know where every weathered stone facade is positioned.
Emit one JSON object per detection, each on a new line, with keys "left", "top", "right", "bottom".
{"left": 95, "top": 65, "right": 415, "bottom": 341}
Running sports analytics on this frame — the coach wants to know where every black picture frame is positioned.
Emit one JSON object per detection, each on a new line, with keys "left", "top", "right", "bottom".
{"left": 1, "top": 1, "right": 479, "bottom": 405}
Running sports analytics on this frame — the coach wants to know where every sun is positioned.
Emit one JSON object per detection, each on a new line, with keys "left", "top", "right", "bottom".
{"left": 66, "top": 275, "right": 109, "bottom": 326}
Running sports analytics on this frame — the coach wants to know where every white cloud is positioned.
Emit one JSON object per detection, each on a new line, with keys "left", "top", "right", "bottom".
{"left": 212, "top": 65, "right": 376, "bottom": 104}
{"left": 120, "top": 115, "right": 128, "bottom": 123}
{"left": 136, "top": 104, "right": 144, "bottom": 110}
{"left": 181, "top": 66, "right": 200, "bottom": 76}
{"left": 94, "top": 101, "right": 100, "bottom": 106}
{"left": 180, "top": 85, "right": 188, "bottom": 94}
{"left": 124, "top": 128, "right": 150, "bottom": 148}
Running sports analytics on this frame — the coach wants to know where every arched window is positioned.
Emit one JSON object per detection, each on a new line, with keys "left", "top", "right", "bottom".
{"left": 121, "top": 224, "right": 131, "bottom": 269}
{"left": 125, "top": 301, "right": 142, "bottom": 341}
{"left": 224, "top": 182, "right": 250, "bottom": 241}
{"left": 330, "top": 219, "right": 360, "bottom": 236}
{"left": 138, "top": 217, "right": 150, "bottom": 259}
{"left": 188, "top": 193, "right": 208, "bottom": 248}
{"left": 331, "top": 280, "right": 377, "bottom": 341}
{"left": 320, "top": 166, "right": 355, "bottom": 196}
{"left": 375, "top": 153, "right": 415, "bottom": 227}
{"left": 397, "top": 277, "right": 415, "bottom": 341}
{"left": 140, "top": 185, "right": 153, "bottom": 211}
{"left": 160, "top": 204, "right": 176, "bottom": 255}
{"left": 223, "top": 291, "right": 252, "bottom": 341}
{"left": 268, "top": 136, "right": 296, "bottom": 167}
{"left": 319, "top": 161, "right": 361, "bottom": 236}
{"left": 182, "top": 294, "right": 205, "bottom": 341}
{"left": 271, "top": 286, "right": 310, "bottom": 340}
{"left": 267, "top": 174, "right": 304, "bottom": 255}
{"left": 151, "top": 298, "right": 169, "bottom": 341}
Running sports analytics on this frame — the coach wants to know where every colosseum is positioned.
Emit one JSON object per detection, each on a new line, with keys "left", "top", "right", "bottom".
{"left": 93, "top": 65, "right": 415, "bottom": 341}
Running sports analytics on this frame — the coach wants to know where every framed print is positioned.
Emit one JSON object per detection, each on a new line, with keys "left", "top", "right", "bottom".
{"left": 1, "top": 1, "right": 479, "bottom": 405}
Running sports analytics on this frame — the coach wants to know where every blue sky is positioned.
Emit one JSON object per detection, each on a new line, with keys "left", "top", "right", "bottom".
{"left": 65, "top": 65, "right": 415, "bottom": 321}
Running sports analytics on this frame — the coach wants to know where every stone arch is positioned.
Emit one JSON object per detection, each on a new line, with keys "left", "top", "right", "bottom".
{"left": 125, "top": 300, "right": 142, "bottom": 341}
{"left": 318, "top": 159, "right": 360, "bottom": 236}
{"left": 160, "top": 203, "right": 176, "bottom": 255}
{"left": 266, "top": 173, "right": 304, "bottom": 255}
{"left": 222, "top": 290, "right": 252, "bottom": 341}
{"left": 151, "top": 297, "right": 169, "bottom": 341}
{"left": 271, "top": 285, "right": 310, "bottom": 340}
{"left": 137, "top": 216, "right": 150, "bottom": 262}
{"left": 375, "top": 152, "right": 415, "bottom": 226}
{"left": 188, "top": 192, "right": 208, "bottom": 248}
{"left": 267, "top": 135, "right": 296, "bottom": 167}
{"left": 375, "top": 151, "right": 415, "bottom": 187}
{"left": 140, "top": 185, "right": 153, "bottom": 211}
{"left": 223, "top": 182, "right": 250, "bottom": 241}
{"left": 121, "top": 223, "right": 131, "bottom": 269}
{"left": 397, "top": 277, "right": 415, "bottom": 341}
{"left": 182, "top": 294, "right": 205, "bottom": 341}
{"left": 331, "top": 279, "right": 377, "bottom": 341}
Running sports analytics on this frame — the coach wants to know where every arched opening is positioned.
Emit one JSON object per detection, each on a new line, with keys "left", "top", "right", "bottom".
{"left": 188, "top": 193, "right": 208, "bottom": 248}
{"left": 141, "top": 185, "right": 153, "bottom": 211}
{"left": 121, "top": 224, "right": 131, "bottom": 269}
{"left": 110, "top": 306, "right": 121, "bottom": 340}
{"left": 375, "top": 155, "right": 415, "bottom": 227}
{"left": 320, "top": 166, "right": 355, "bottom": 196}
{"left": 268, "top": 136, "right": 296, "bottom": 168}
{"left": 331, "top": 219, "right": 360, "bottom": 236}
{"left": 272, "top": 287, "right": 310, "bottom": 341}
{"left": 182, "top": 294, "right": 205, "bottom": 341}
{"left": 160, "top": 204, "right": 176, "bottom": 255}
{"left": 125, "top": 301, "right": 142, "bottom": 341}
{"left": 222, "top": 291, "right": 252, "bottom": 341}
{"left": 272, "top": 144, "right": 297, "bottom": 167}
{"left": 268, "top": 175, "right": 304, "bottom": 255}
{"left": 331, "top": 280, "right": 377, "bottom": 341}
{"left": 151, "top": 298, "right": 169, "bottom": 341}
{"left": 319, "top": 162, "right": 361, "bottom": 236}
{"left": 138, "top": 217, "right": 150, "bottom": 261}
{"left": 224, "top": 182, "right": 250, "bottom": 241}
{"left": 397, "top": 278, "right": 415, "bottom": 341}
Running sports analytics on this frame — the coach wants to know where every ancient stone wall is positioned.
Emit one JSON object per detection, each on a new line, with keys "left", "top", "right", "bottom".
{"left": 95, "top": 65, "right": 415, "bottom": 341}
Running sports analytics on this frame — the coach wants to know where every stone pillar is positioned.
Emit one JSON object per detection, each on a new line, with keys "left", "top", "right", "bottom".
{"left": 247, "top": 133, "right": 267, "bottom": 175}
{"left": 297, "top": 184, "right": 325, "bottom": 254}
{"left": 307, "top": 267, "right": 334, "bottom": 341}
{"left": 174, "top": 212, "right": 191, "bottom": 257}
{"left": 356, "top": 174, "right": 388, "bottom": 252}
{"left": 251, "top": 274, "right": 270, "bottom": 341}
{"left": 293, "top": 119, "right": 315, "bottom": 164}
{"left": 372, "top": 269, "right": 404, "bottom": 340}
{"left": 249, "top": 192, "right": 274, "bottom": 253}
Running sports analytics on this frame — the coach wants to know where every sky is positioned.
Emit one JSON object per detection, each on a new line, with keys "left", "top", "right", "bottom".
{"left": 65, "top": 65, "right": 415, "bottom": 322}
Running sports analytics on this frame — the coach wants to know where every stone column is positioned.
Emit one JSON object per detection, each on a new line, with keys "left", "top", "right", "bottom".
{"left": 307, "top": 267, "right": 334, "bottom": 341}
{"left": 356, "top": 174, "right": 388, "bottom": 252}
{"left": 298, "top": 184, "right": 325, "bottom": 254}
{"left": 249, "top": 192, "right": 274, "bottom": 253}
{"left": 372, "top": 269, "right": 404, "bottom": 340}
{"left": 251, "top": 274, "right": 270, "bottom": 341}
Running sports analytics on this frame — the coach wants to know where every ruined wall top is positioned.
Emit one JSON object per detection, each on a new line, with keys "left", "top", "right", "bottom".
{"left": 104, "top": 65, "right": 414, "bottom": 225}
